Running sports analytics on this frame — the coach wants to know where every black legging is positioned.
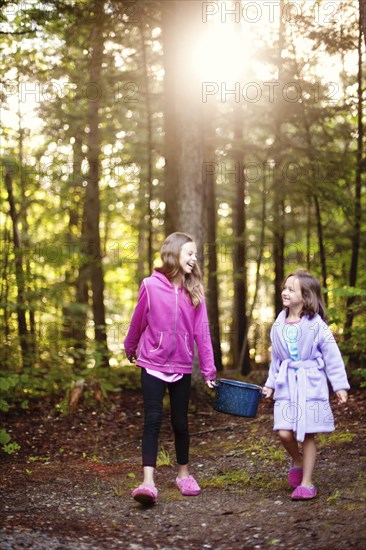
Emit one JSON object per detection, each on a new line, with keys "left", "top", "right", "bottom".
{"left": 140, "top": 368, "right": 191, "bottom": 467}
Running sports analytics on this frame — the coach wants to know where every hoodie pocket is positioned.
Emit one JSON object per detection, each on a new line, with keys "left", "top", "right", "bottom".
{"left": 149, "top": 332, "right": 163, "bottom": 352}
{"left": 184, "top": 333, "right": 193, "bottom": 356}
{"left": 173, "top": 332, "right": 194, "bottom": 365}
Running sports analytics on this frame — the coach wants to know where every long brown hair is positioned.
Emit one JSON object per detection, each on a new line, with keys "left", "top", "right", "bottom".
{"left": 155, "top": 232, "right": 204, "bottom": 307}
{"left": 284, "top": 269, "right": 326, "bottom": 320}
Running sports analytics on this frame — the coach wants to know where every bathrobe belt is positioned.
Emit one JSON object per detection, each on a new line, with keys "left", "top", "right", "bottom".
{"left": 276, "top": 357, "right": 325, "bottom": 442}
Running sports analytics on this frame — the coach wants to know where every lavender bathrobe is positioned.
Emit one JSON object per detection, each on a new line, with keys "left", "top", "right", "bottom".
{"left": 265, "top": 310, "right": 350, "bottom": 442}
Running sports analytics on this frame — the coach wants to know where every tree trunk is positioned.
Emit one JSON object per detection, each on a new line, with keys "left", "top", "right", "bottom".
{"left": 162, "top": 1, "right": 179, "bottom": 237}
{"left": 345, "top": 8, "right": 364, "bottom": 334}
{"left": 0, "top": 227, "right": 11, "bottom": 368}
{"left": 85, "top": 0, "right": 109, "bottom": 366}
{"left": 306, "top": 200, "right": 311, "bottom": 270}
{"left": 295, "top": 62, "right": 329, "bottom": 306}
{"left": 162, "top": 1, "right": 205, "bottom": 245}
{"left": 272, "top": 0, "right": 286, "bottom": 317}
{"left": 231, "top": 107, "right": 250, "bottom": 374}
{"left": 313, "top": 193, "right": 328, "bottom": 306}
{"left": 5, "top": 164, "right": 30, "bottom": 368}
{"left": 203, "top": 112, "right": 222, "bottom": 372}
{"left": 273, "top": 199, "right": 285, "bottom": 316}
{"left": 360, "top": 0, "right": 366, "bottom": 47}
{"left": 64, "top": 134, "right": 89, "bottom": 370}
{"left": 161, "top": 1, "right": 207, "bottom": 384}
{"left": 17, "top": 73, "right": 37, "bottom": 359}
{"left": 73, "top": 234, "right": 89, "bottom": 370}
{"left": 139, "top": 13, "right": 154, "bottom": 274}
{"left": 239, "top": 175, "right": 268, "bottom": 370}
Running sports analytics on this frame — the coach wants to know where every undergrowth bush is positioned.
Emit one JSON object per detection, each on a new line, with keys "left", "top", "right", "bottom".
{"left": 0, "top": 352, "right": 141, "bottom": 454}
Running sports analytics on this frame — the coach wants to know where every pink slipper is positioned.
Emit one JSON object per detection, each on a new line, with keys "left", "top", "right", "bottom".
{"left": 288, "top": 461, "right": 303, "bottom": 489}
{"left": 291, "top": 485, "right": 317, "bottom": 500}
{"left": 176, "top": 475, "right": 201, "bottom": 496}
{"left": 131, "top": 484, "right": 158, "bottom": 506}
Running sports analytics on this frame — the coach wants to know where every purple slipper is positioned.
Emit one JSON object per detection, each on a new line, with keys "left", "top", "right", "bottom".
{"left": 132, "top": 484, "right": 158, "bottom": 506}
{"left": 288, "top": 462, "right": 303, "bottom": 489}
{"left": 291, "top": 485, "right": 317, "bottom": 500}
{"left": 176, "top": 475, "right": 201, "bottom": 496}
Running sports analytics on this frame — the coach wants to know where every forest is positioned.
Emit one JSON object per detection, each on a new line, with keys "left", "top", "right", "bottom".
{"left": 0, "top": 0, "right": 365, "bottom": 454}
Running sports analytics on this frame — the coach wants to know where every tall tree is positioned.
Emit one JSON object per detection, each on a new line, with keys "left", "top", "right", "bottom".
{"left": 139, "top": 12, "right": 154, "bottom": 274}
{"left": 360, "top": 0, "right": 366, "bottom": 47}
{"left": 162, "top": 0, "right": 205, "bottom": 244}
{"left": 15, "top": 64, "right": 37, "bottom": 357}
{"left": 203, "top": 109, "right": 222, "bottom": 371}
{"left": 239, "top": 174, "right": 268, "bottom": 370}
{"left": 63, "top": 134, "right": 89, "bottom": 369}
{"left": 271, "top": 0, "right": 286, "bottom": 316}
{"left": 85, "top": 0, "right": 109, "bottom": 365}
{"left": 4, "top": 163, "right": 30, "bottom": 368}
{"left": 231, "top": 106, "right": 250, "bottom": 374}
{"left": 345, "top": 5, "right": 364, "bottom": 334}
{"left": 161, "top": 1, "right": 179, "bottom": 237}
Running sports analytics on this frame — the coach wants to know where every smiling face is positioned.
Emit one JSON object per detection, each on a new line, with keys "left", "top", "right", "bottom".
{"left": 179, "top": 241, "right": 197, "bottom": 275}
{"left": 282, "top": 275, "right": 304, "bottom": 315}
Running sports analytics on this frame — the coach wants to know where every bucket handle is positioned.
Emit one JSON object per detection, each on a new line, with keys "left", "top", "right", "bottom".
{"left": 213, "top": 381, "right": 267, "bottom": 398}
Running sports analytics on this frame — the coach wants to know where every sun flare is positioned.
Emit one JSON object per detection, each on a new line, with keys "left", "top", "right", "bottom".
{"left": 193, "top": 23, "right": 253, "bottom": 81}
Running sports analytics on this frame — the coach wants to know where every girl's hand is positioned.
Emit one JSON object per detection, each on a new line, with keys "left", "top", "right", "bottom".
{"left": 262, "top": 386, "right": 274, "bottom": 399}
{"left": 126, "top": 353, "right": 136, "bottom": 363}
{"left": 336, "top": 389, "right": 348, "bottom": 404}
{"left": 205, "top": 379, "right": 216, "bottom": 389}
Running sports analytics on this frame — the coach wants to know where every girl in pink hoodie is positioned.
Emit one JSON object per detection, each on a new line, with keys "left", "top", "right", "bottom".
{"left": 124, "top": 232, "right": 217, "bottom": 506}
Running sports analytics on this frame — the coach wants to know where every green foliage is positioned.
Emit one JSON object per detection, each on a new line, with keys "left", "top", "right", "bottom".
{"left": 332, "top": 287, "right": 366, "bottom": 299}
{"left": 0, "top": 357, "right": 138, "bottom": 418}
{"left": 318, "top": 431, "right": 356, "bottom": 447}
{"left": 157, "top": 448, "right": 171, "bottom": 467}
{"left": 0, "top": 428, "right": 20, "bottom": 455}
{"left": 0, "top": 429, "right": 11, "bottom": 446}
{"left": 0, "top": 374, "right": 19, "bottom": 411}
{"left": 201, "top": 469, "right": 250, "bottom": 489}
{"left": 327, "top": 489, "right": 341, "bottom": 505}
{"left": 2, "top": 441, "right": 21, "bottom": 455}
{"left": 353, "top": 368, "right": 366, "bottom": 388}
{"left": 231, "top": 437, "right": 285, "bottom": 462}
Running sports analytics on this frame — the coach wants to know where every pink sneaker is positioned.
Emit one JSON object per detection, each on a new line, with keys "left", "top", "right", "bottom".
{"left": 131, "top": 484, "right": 158, "bottom": 506}
{"left": 291, "top": 485, "right": 317, "bottom": 500}
{"left": 176, "top": 475, "right": 201, "bottom": 496}
{"left": 288, "top": 461, "right": 303, "bottom": 488}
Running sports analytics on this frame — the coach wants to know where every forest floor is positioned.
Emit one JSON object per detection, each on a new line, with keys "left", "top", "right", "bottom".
{"left": 1, "top": 377, "right": 366, "bottom": 550}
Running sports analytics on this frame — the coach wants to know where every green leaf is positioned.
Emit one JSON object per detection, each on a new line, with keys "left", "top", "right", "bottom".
{"left": 0, "top": 429, "right": 11, "bottom": 445}
{"left": 3, "top": 442, "right": 21, "bottom": 454}
{"left": 0, "top": 399, "right": 10, "bottom": 412}
{"left": 333, "top": 286, "right": 366, "bottom": 298}
{"left": 0, "top": 379, "right": 11, "bottom": 391}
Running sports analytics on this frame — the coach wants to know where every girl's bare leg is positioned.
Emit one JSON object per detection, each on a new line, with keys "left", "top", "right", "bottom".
{"left": 278, "top": 430, "right": 302, "bottom": 468}
{"left": 142, "top": 466, "right": 155, "bottom": 486}
{"left": 301, "top": 434, "right": 316, "bottom": 487}
{"left": 177, "top": 464, "right": 189, "bottom": 479}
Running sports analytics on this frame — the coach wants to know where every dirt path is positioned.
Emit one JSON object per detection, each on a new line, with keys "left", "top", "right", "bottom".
{"left": 1, "top": 387, "right": 365, "bottom": 549}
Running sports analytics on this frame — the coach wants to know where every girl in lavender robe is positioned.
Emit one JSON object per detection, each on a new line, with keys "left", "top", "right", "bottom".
{"left": 263, "top": 270, "right": 349, "bottom": 500}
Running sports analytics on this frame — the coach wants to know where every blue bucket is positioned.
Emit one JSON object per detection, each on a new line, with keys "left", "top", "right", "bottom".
{"left": 214, "top": 379, "right": 263, "bottom": 418}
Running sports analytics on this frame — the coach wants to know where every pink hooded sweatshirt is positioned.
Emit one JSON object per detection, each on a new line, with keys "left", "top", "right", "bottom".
{"left": 124, "top": 271, "right": 216, "bottom": 381}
